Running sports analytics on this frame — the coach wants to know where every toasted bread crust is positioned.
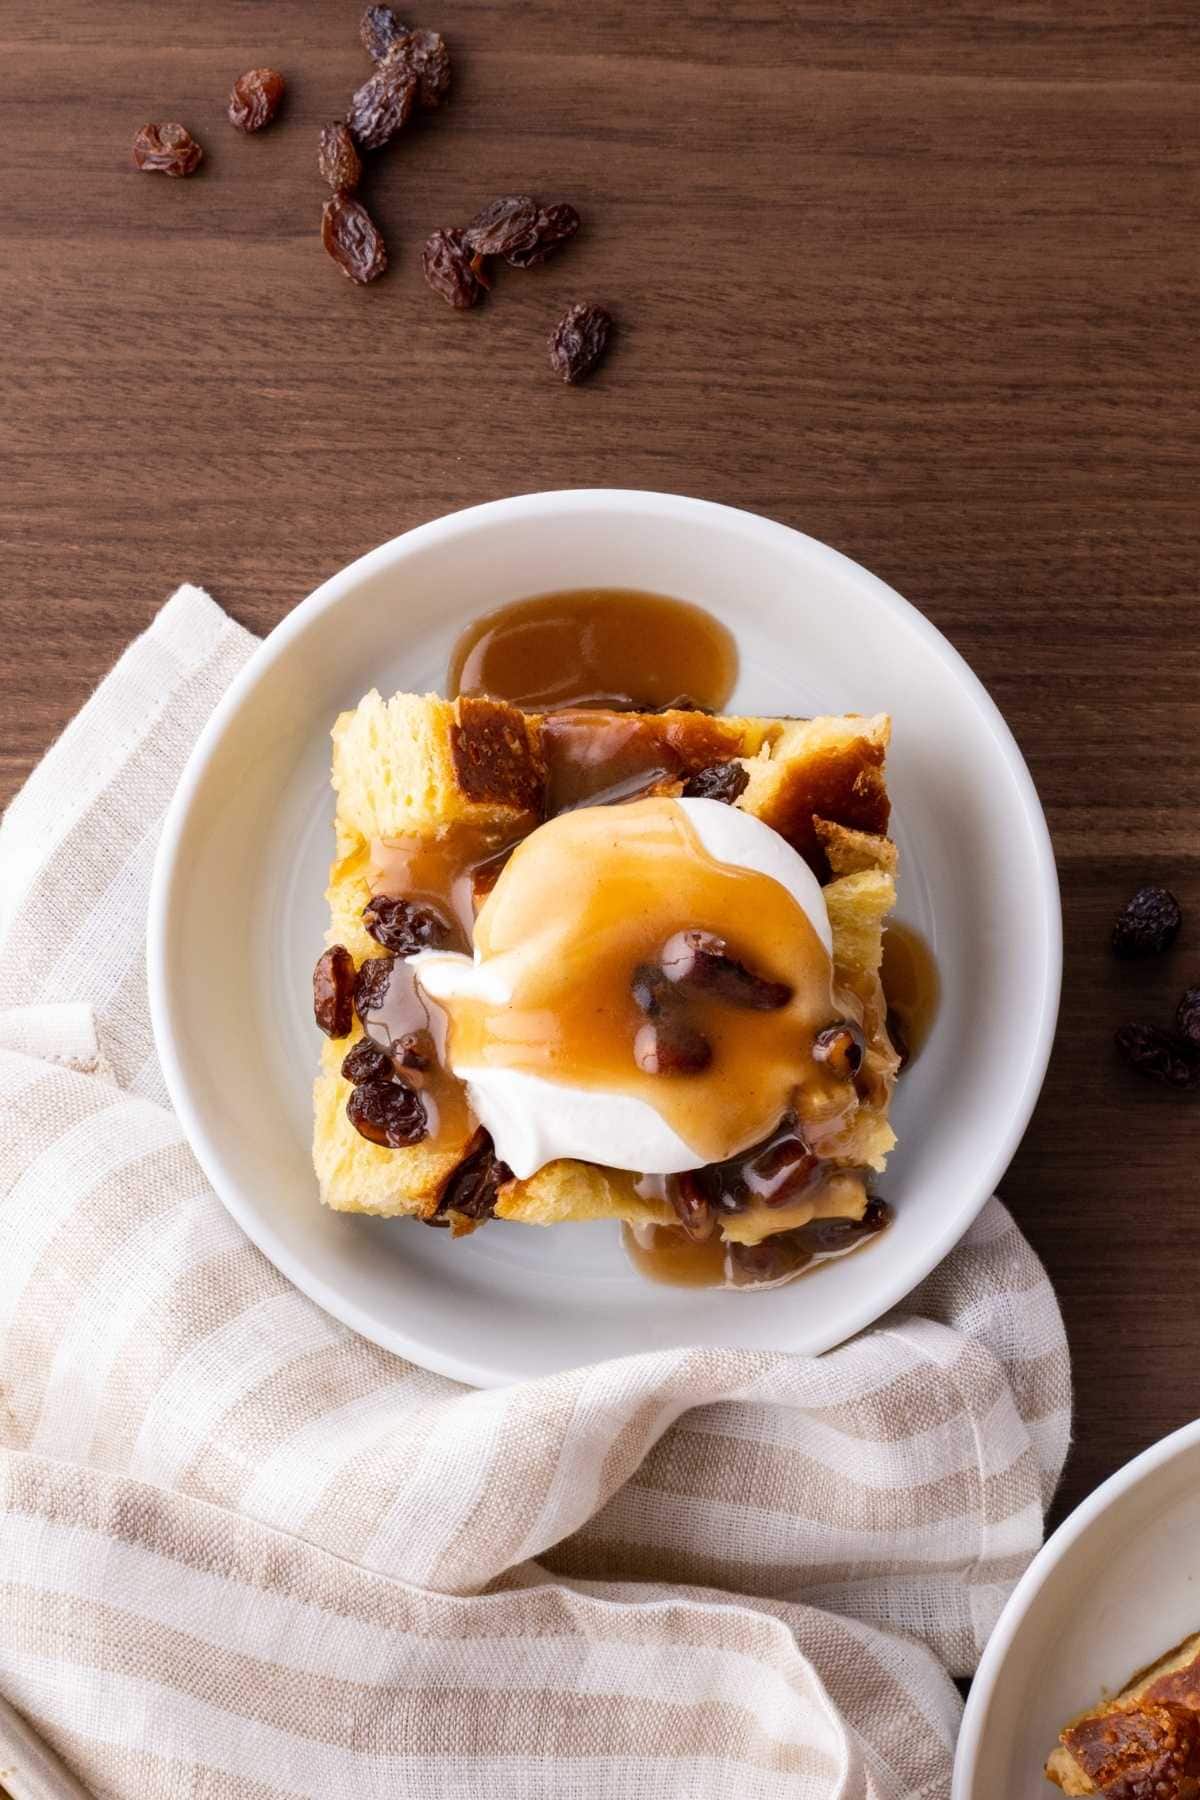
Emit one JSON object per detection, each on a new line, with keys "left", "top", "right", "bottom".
{"left": 315, "top": 693, "right": 898, "bottom": 1226}
{"left": 1047, "top": 1635, "right": 1200, "bottom": 1794}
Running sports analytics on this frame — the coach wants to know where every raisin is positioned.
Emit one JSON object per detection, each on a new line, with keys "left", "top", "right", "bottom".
{"left": 669, "top": 1176, "right": 715, "bottom": 1242}
{"left": 354, "top": 952, "right": 396, "bottom": 1024}
{"left": 132, "top": 122, "right": 204, "bottom": 177}
{"left": 347, "top": 58, "right": 417, "bottom": 150}
{"left": 689, "top": 1116, "right": 815, "bottom": 1213}
{"left": 318, "top": 121, "right": 362, "bottom": 194}
{"left": 681, "top": 762, "right": 749, "bottom": 805}
{"left": 548, "top": 301, "right": 612, "bottom": 384}
{"left": 631, "top": 962, "right": 676, "bottom": 1018}
{"left": 1115, "top": 1022, "right": 1200, "bottom": 1089}
{"left": 727, "top": 1231, "right": 813, "bottom": 1287}
{"left": 436, "top": 1126, "right": 512, "bottom": 1220}
{"left": 362, "top": 894, "right": 452, "bottom": 955}
{"left": 1176, "top": 986, "right": 1200, "bottom": 1047}
{"left": 313, "top": 945, "right": 355, "bottom": 1037}
{"left": 422, "top": 228, "right": 486, "bottom": 308}
{"left": 463, "top": 194, "right": 539, "bottom": 258}
{"left": 322, "top": 193, "right": 387, "bottom": 283}
{"left": 385, "top": 29, "right": 451, "bottom": 110}
{"left": 1112, "top": 884, "right": 1182, "bottom": 958}
{"left": 506, "top": 202, "right": 581, "bottom": 269}
{"left": 799, "top": 1196, "right": 892, "bottom": 1254}
{"left": 347, "top": 1076, "right": 428, "bottom": 1147}
{"left": 633, "top": 1017, "right": 712, "bottom": 1076}
{"left": 812, "top": 1020, "right": 867, "bottom": 1080}
{"left": 660, "top": 928, "right": 792, "bottom": 1011}
{"left": 360, "top": 4, "right": 407, "bottom": 60}
{"left": 228, "top": 67, "right": 285, "bottom": 132}
{"left": 341, "top": 1037, "right": 393, "bottom": 1083}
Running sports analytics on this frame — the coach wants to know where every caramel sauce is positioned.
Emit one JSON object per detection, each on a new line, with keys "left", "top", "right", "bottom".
{"left": 622, "top": 1216, "right": 887, "bottom": 1291}
{"left": 880, "top": 922, "right": 939, "bottom": 1066}
{"left": 448, "top": 588, "right": 738, "bottom": 714}
{"left": 539, "top": 708, "right": 744, "bottom": 815}
{"left": 356, "top": 956, "right": 473, "bottom": 1152}
{"left": 369, "top": 826, "right": 522, "bottom": 948}
{"left": 433, "top": 796, "right": 848, "bottom": 1167}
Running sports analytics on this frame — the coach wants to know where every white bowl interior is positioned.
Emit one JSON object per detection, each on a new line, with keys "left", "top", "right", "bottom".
{"left": 955, "top": 1423, "right": 1200, "bottom": 1797}
{"left": 151, "top": 491, "right": 1059, "bottom": 1383}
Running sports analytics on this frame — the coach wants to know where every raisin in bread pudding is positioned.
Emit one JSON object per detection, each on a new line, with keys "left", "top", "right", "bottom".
{"left": 312, "top": 691, "right": 900, "bottom": 1278}
{"left": 1047, "top": 1635, "right": 1200, "bottom": 1796}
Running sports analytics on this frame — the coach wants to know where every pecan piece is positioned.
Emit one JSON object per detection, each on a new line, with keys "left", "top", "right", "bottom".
{"left": 660, "top": 929, "right": 792, "bottom": 1011}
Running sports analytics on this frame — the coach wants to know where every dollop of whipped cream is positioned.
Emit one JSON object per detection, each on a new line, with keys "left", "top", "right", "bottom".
{"left": 412, "top": 797, "right": 832, "bottom": 1180}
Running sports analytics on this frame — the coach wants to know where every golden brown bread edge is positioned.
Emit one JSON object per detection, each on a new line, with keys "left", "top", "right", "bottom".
{"left": 314, "top": 692, "right": 899, "bottom": 1233}
{"left": 1046, "top": 1634, "right": 1200, "bottom": 1794}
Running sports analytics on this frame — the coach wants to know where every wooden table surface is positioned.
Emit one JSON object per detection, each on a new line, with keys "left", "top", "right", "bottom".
{"left": 2, "top": 1, "right": 1199, "bottom": 1526}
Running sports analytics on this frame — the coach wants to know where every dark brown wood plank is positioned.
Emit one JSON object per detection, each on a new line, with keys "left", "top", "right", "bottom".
{"left": 1, "top": 1, "right": 1198, "bottom": 1526}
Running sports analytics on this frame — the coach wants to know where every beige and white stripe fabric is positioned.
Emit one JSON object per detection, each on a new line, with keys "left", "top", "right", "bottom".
{"left": 0, "top": 586, "right": 1070, "bottom": 1800}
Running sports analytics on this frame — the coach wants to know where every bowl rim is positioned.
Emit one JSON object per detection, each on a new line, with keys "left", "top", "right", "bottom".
{"left": 147, "top": 487, "right": 1062, "bottom": 1384}
{"left": 952, "top": 1417, "right": 1200, "bottom": 1797}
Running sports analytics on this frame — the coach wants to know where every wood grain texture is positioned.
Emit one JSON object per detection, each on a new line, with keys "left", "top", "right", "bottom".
{"left": 1, "top": 1, "right": 1198, "bottom": 1524}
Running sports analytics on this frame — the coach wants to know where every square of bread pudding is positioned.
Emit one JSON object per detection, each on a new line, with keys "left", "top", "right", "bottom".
{"left": 312, "top": 688, "right": 902, "bottom": 1288}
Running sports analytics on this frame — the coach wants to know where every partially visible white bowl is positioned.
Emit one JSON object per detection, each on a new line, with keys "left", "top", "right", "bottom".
{"left": 955, "top": 1420, "right": 1200, "bottom": 1797}
{"left": 148, "top": 490, "right": 1060, "bottom": 1385}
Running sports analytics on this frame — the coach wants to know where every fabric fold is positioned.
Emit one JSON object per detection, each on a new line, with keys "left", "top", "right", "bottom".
{"left": 0, "top": 587, "right": 1070, "bottom": 1800}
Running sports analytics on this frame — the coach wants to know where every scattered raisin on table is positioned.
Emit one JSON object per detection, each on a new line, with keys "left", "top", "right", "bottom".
{"left": 436, "top": 1127, "right": 512, "bottom": 1220}
{"left": 318, "top": 122, "right": 362, "bottom": 194}
{"left": 347, "top": 58, "right": 417, "bottom": 150}
{"left": 313, "top": 946, "right": 355, "bottom": 1037}
{"left": 463, "top": 195, "right": 539, "bottom": 259}
{"left": 1115, "top": 1022, "right": 1200, "bottom": 1089}
{"left": 228, "top": 67, "right": 285, "bottom": 132}
{"left": 347, "top": 1075, "right": 429, "bottom": 1146}
{"left": 385, "top": 29, "right": 451, "bottom": 110}
{"left": 354, "top": 953, "right": 396, "bottom": 1024}
{"left": 360, "top": 4, "right": 407, "bottom": 60}
{"left": 548, "top": 301, "right": 612, "bottom": 384}
{"left": 505, "top": 202, "right": 581, "bottom": 269}
{"left": 681, "top": 762, "right": 748, "bottom": 805}
{"left": 1176, "top": 986, "right": 1200, "bottom": 1047}
{"left": 1112, "top": 884, "right": 1182, "bottom": 958}
{"left": 362, "top": 894, "right": 452, "bottom": 954}
{"left": 422, "top": 228, "right": 486, "bottom": 308}
{"left": 322, "top": 193, "right": 388, "bottom": 283}
{"left": 812, "top": 1020, "right": 866, "bottom": 1080}
{"left": 132, "top": 122, "right": 204, "bottom": 177}
{"left": 341, "top": 1038, "right": 393, "bottom": 1084}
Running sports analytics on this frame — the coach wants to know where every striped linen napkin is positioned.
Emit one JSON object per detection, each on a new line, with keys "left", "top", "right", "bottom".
{"left": 0, "top": 586, "right": 1070, "bottom": 1800}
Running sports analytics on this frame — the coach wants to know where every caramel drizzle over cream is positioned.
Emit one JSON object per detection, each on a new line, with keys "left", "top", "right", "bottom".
{"left": 426, "top": 796, "right": 852, "bottom": 1168}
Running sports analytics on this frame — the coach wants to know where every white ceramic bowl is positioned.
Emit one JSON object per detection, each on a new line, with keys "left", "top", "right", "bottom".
{"left": 955, "top": 1420, "right": 1200, "bottom": 1797}
{"left": 148, "top": 490, "right": 1060, "bottom": 1384}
